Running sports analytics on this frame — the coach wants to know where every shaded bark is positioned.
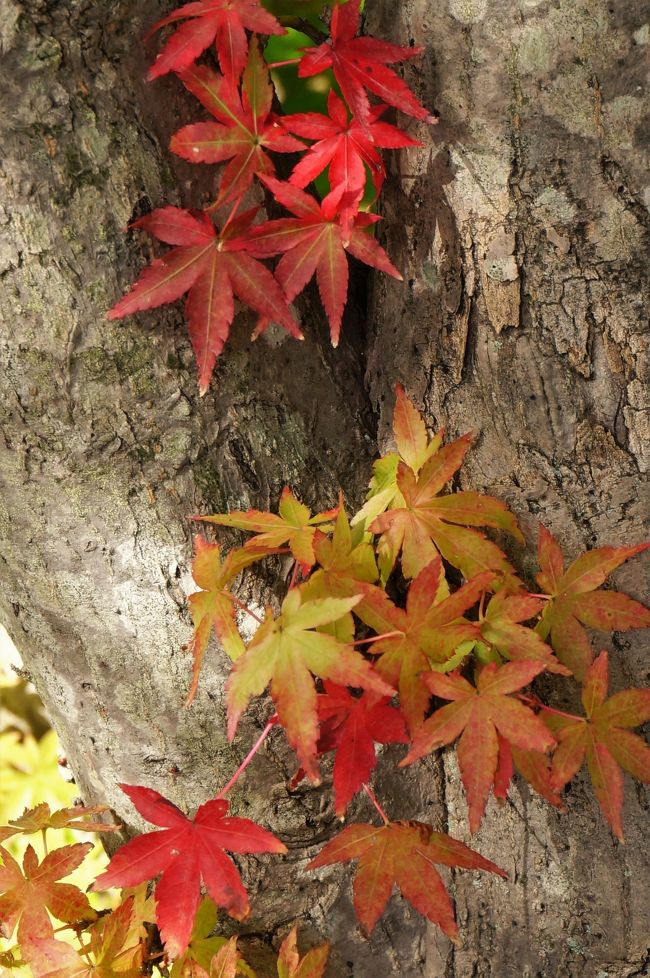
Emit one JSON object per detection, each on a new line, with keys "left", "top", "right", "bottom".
{"left": 0, "top": 1, "right": 648, "bottom": 975}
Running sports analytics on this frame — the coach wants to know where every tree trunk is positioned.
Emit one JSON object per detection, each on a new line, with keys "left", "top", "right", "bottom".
{"left": 0, "top": 1, "right": 648, "bottom": 975}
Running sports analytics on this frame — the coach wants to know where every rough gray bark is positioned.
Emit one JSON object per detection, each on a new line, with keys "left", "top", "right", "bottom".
{"left": 0, "top": 1, "right": 648, "bottom": 976}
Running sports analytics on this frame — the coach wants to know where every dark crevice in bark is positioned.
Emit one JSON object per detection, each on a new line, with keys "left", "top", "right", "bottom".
{"left": 600, "top": 156, "right": 650, "bottom": 231}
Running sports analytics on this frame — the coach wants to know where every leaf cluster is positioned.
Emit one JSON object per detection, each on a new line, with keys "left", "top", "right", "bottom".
{"left": 2, "top": 389, "right": 648, "bottom": 968}
{"left": 174, "top": 386, "right": 649, "bottom": 947}
{"left": 108, "top": 0, "right": 434, "bottom": 393}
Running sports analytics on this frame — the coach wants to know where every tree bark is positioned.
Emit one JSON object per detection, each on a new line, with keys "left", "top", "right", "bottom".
{"left": 0, "top": 1, "right": 648, "bottom": 976}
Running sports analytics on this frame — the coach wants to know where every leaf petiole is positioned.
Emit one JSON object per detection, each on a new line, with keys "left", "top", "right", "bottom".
{"left": 266, "top": 57, "right": 302, "bottom": 69}
{"left": 516, "top": 693, "right": 582, "bottom": 722}
{"left": 217, "top": 715, "right": 279, "bottom": 798}
{"left": 224, "top": 591, "right": 265, "bottom": 625}
{"left": 288, "top": 560, "right": 301, "bottom": 590}
{"left": 353, "top": 630, "right": 404, "bottom": 647}
{"left": 362, "top": 783, "right": 390, "bottom": 825}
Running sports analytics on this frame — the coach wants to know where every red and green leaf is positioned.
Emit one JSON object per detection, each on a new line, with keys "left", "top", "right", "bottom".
{"left": 355, "top": 557, "right": 493, "bottom": 732}
{"left": 226, "top": 589, "right": 392, "bottom": 782}
{"left": 307, "top": 820, "right": 505, "bottom": 939}
{"left": 403, "top": 661, "right": 556, "bottom": 832}
{"left": 536, "top": 528, "right": 650, "bottom": 679}
{"left": 547, "top": 651, "right": 650, "bottom": 840}
{"left": 352, "top": 393, "right": 524, "bottom": 583}
{"left": 277, "top": 925, "right": 329, "bottom": 978}
{"left": 169, "top": 898, "right": 254, "bottom": 978}
{"left": 198, "top": 487, "right": 336, "bottom": 572}
{"left": 20, "top": 896, "right": 143, "bottom": 978}
{"left": 475, "top": 590, "right": 569, "bottom": 675}
{"left": 185, "top": 535, "right": 279, "bottom": 704}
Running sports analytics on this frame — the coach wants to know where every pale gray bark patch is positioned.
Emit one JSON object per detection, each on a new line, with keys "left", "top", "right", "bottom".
{"left": 0, "top": 1, "right": 648, "bottom": 976}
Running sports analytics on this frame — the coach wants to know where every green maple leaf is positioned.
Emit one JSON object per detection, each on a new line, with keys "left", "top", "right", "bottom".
{"left": 226, "top": 588, "right": 393, "bottom": 782}
{"left": 300, "top": 502, "right": 378, "bottom": 642}
{"left": 199, "top": 487, "right": 337, "bottom": 573}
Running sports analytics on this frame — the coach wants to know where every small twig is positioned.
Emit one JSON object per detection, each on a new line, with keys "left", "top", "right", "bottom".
{"left": 267, "top": 57, "right": 302, "bottom": 69}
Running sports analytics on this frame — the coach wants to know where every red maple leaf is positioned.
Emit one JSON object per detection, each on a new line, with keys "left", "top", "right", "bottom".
{"left": 235, "top": 176, "right": 402, "bottom": 345}
{"left": 546, "top": 651, "right": 650, "bottom": 840}
{"left": 491, "top": 736, "right": 564, "bottom": 809}
{"left": 355, "top": 556, "right": 494, "bottom": 732}
{"left": 290, "top": 682, "right": 408, "bottom": 815}
{"left": 107, "top": 206, "right": 302, "bottom": 396}
{"left": 298, "top": 0, "right": 433, "bottom": 130}
{"left": 307, "top": 820, "right": 505, "bottom": 939}
{"left": 147, "top": 0, "right": 285, "bottom": 80}
{"left": 281, "top": 90, "right": 420, "bottom": 203}
{"left": 93, "top": 785, "right": 286, "bottom": 959}
{"left": 171, "top": 47, "right": 305, "bottom": 208}
{"left": 535, "top": 527, "right": 650, "bottom": 679}
{"left": 402, "top": 661, "right": 556, "bottom": 832}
